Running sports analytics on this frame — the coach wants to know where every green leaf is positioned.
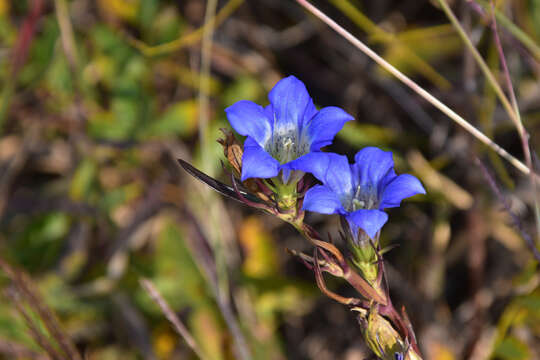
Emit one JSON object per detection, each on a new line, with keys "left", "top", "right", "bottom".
{"left": 223, "top": 76, "right": 264, "bottom": 107}
{"left": 144, "top": 100, "right": 197, "bottom": 138}
{"left": 18, "top": 18, "right": 59, "bottom": 85}
{"left": 70, "top": 158, "right": 97, "bottom": 201}
{"left": 494, "top": 337, "right": 530, "bottom": 360}
{"left": 337, "top": 122, "right": 397, "bottom": 147}
{"left": 135, "top": 218, "right": 209, "bottom": 314}
{"left": 11, "top": 212, "right": 70, "bottom": 271}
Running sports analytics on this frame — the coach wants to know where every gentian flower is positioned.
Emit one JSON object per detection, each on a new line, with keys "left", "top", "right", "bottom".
{"left": 295, "top": 147, "right": 426, "bottom": 239}
{"left": 225, "top": 75, "right": 353, "bottom": 183}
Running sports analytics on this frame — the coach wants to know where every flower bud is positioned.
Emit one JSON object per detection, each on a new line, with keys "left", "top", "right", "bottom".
{"left": 354, "top": 306, "right": 422, "bottom": 360}
{"left": 341, "top": 217, "right": 379, "bottom": 285}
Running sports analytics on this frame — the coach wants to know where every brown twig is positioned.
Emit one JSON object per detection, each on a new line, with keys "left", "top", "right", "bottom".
{"left": 298, "top": 223, "right": 388, "bottom": 305}
{"left": 313, "top": 249, "right": 362, "bottom": 306}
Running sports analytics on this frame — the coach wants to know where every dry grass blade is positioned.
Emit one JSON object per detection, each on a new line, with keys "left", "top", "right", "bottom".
{"left": 198, "top": 0, "right": 218, "bottom": 173}
{"left": 5, "top": 288, "right": 64, "bottom": 360}
{"left": 0, "top": 258, "right": 82, "bottom": 360}
{"left": 330, "top": 0, "right": 451, "bottom": 89}
{"left": 181, "top": 209, "right": 252, "bottom": 360}
{"left": 487, "top": 1, "right": 540, "bottom": 241}
{"left": 473, "top": 0, "right": 540, "bottom": 61}
{"left": 295, "top": 0, "right": 535, "bottom": 179}
{"left": 0, "top": 0, "right": 45, "bottom": 132}
{"left": 139, "top": 278, "right": 209, "bottom": 360}
{"left": 436, "top": 0, "right": 519, "bottom": 130}
{"left": 194, "top": 1, "right": 253, "bottom": 358}
{"left": 0, "top": 337, "right": 49, "bottom": 360}
{"left": 54, "top": 0, "right": 79, "bottom": 74}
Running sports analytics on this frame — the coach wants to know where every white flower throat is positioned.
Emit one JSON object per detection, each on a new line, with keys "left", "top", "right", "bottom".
{"left": 267, "top": 129, "right": 309, "bottom": 164}
{"left": 348, "top": 185, "right": 378, "bottom": 211}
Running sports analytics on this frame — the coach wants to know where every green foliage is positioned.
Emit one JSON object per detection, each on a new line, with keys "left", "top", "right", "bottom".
{"left": 10, "top": 212, "right": 71, "bottom": 271}
{"left": 494, "top": 337, "right": 530, "bottom": 360}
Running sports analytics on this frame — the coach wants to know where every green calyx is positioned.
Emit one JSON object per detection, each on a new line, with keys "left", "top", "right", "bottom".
{"left": 350, "top": 237, "right": 379, "bottom": 285}
{"left": 272, "top": 176, "right": 303, "bottom": 223}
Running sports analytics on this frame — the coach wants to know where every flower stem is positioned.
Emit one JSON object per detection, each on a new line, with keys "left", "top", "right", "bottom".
{"left": 292, "top": 222, "right": 388, "bottom": 305}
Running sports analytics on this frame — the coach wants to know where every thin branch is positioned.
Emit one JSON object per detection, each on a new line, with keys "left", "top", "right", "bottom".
{"left": 139, "top": 279, "right": 209, "bottom": 360}
{"left": 294, "top": 0, "right": 534, "bottom": 178}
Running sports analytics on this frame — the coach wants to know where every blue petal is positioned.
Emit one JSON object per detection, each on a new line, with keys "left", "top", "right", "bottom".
{"left": 268, "top": 76, "right": 312, "bottom": 134}
{"left": 225, "top": 100, "right": 271, "bottom": 147}
{"left": 302, "top": 98, "right": 318, "bottom": 132}
{"left": 263, "top": 104, "right": 274, "bottom": 131}
{"left": 279, "top": 155, "right": 311, "bottom": 184}
{"left": 288, "top": 152, "right": 352, "bottom": 197}
{"left": 346, "top": 209, "right": 388, "bottom": 239}
{"left": 306, "top": 106, "right": 354, "bottom": 151}
{"left": 378, "top": 167, "right": 397, "bottom": 193}
{"left": 351, "top": 147, "right": 394, "bottom": 187}
{"left": 379, "top": 174, "right": 426, "bottom": 209}
{"left": 302, "top": 185, "right": 345, "bottom": 214}
{"left": 241, "top": 137, "right": 279, "bottom": 181}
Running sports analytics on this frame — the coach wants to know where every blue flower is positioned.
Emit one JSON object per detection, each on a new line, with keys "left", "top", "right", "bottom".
{"left": 225, "top": 76, "right": 353, "bottom": 182}
{"left": 295, "top": 147, "right": 426, "bottom": 239}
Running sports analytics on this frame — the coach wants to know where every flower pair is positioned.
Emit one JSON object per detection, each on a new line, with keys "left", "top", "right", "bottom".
{"left": 225, "top": 76, "right": 425, "bottom": 239}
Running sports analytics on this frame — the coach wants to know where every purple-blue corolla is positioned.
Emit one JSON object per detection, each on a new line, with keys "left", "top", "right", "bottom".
{"left": 225, "top": 76, "right": 353, "bottom": 183}
{"left": 295, "top": 147, "right": 426, "bottom": 239}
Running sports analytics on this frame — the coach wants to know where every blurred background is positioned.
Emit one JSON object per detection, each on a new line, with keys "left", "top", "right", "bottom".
{"left": 0, "top": 0, "right": 539, "bottom": 359}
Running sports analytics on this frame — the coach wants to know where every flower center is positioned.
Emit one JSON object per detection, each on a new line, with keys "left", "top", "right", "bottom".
{"left": 347, "top": 185, "right": 378, "bottom": 211}
{"left": 267, "top": 130, "right": 309, "bottom": 164}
